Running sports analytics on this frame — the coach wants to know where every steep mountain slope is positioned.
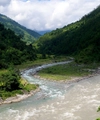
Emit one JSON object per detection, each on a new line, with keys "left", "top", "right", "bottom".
{"left": 0, "top": 23, "right": 36, "bottom": 68}
{"left": 0, "top": 14, "right": 41, "bottom": 44}
{"left": 36, "top": 6, "right": 100, "bottom": 63}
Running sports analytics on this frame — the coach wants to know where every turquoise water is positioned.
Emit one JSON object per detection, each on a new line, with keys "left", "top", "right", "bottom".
{"left": 0, "top": 62, "right": 100, "bottom": 120}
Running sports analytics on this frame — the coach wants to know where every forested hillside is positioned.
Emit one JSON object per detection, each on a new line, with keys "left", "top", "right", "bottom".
{"left": 0, "top": 23, "right": 36, "bottom": 69}
{"left": 36, "top": 6, "right": 100, "bottom": 63}
{"left": 0, "top": 14, "right": 41, "bottom": 44}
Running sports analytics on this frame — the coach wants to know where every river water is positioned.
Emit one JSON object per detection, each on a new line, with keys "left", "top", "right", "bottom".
{"left": 0, "top": 62, "right": 100, "bottom": 120}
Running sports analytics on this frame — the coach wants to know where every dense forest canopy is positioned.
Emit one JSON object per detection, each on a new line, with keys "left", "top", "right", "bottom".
{"left": 0, "top": 22, "right": 38, "bottom": 94}
{"left": 0, "top": 23, "right": 36, "bottom": 69}
{"left": 36, "top": 6, "right": 100, "bottom": 63}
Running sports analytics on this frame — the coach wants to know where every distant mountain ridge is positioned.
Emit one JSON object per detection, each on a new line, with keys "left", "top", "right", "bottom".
{"left": 36, "top": 6, "right": 100, "bottom": 63}
{"left": 38, "top": 30, "right": 51, "bottom": 35}
{"left": 0, "top": 14, "right": 41, "bottom": 44}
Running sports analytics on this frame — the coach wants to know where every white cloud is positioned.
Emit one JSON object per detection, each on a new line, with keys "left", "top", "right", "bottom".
{"left": 0, "top": 0, "right": 100, "bottom": 31}
{"left": 0, "top": 0, "right": 11, "bottom": 6}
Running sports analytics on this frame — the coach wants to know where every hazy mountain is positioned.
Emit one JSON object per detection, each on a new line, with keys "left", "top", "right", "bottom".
{"left": 38, "top": 30, "right": 51, "bottom": 35}
{"left": 36, "top": 6, "right": 100, "bottom": 63}
{"left": 0, "top": 14, "right": 41, "bottom": 44}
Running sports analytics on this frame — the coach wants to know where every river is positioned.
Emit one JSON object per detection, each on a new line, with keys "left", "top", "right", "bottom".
{"left": 0, "top": 61, "right": 100, "bottom": 120}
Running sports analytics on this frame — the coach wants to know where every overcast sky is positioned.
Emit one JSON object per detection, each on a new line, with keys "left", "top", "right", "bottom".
{"left": 0, "top": 0, "right": 100, "bottom": 31}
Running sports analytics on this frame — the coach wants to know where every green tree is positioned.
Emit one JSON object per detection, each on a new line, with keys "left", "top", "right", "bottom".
{"left": 0, "top": 68, "right": 20, "bottom": 91}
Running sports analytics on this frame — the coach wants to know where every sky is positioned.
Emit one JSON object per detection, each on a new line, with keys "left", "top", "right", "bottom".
{"left": 0, "top": 0, "right": 100, "bottom": 31}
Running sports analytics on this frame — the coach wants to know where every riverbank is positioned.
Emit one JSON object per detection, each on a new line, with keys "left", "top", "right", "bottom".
{"left": 0, "top": 61, "right": 100, "bottom": 106}
{"left": 0, "top": 70, "right": 40, "bottom": 106}
{"left": 0, "top": 61, "right": 69, "bottom": 106}
{"left": 0, "top": 87, "right": 40, "bottom": 105}
{"left": 33, "top": 66, "right": 100, "bottom": 84}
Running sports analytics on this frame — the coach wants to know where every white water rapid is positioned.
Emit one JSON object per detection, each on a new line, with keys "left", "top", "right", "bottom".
{"left": 0, "top": 61, "right": 100, "bottom": 120}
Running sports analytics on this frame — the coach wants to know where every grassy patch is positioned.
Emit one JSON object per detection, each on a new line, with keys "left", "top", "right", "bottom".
{"left": 39, "top": 73, "right": 71, "bottom": 81}
{"left": 19, "top": 78, "right": 38, "bottom": 92}
{"left": 16, "top": 55, "right": 71, "bottom": 70}
{"left": 23, "top": 84, "right": 38, "bottom": 92}
{"left": 0, "top": 90, "right": 23, "bottom": 100}
{"left": 0, "top": 77, "right": 38, "bottom": 100}
{"left": 16, "top": 59, "right": 52, "bottom": 70}
{"left": 38, "top": 62, "right": 99, "bottom": 81}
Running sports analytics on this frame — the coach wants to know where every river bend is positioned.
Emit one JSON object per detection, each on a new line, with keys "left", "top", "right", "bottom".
{"left": 0, "top": 61, "right": 100, "bottom": 120}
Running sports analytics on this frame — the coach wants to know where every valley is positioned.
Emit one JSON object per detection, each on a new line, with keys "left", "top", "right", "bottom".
{"left": 0, "top": 5, "right": 100, "bottom": 120}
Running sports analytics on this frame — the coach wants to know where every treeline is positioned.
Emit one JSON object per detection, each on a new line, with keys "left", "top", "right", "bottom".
{"left": 0, "top": 23, "right": 36, "bottom": 69}
{"left": 36, "top": 6, "right": 100, "bottom": 63}
{"left": 0, "top": 14, "right": 41, "bottom": 44}
{"left": 0, "top": 23, "right": 37, "bottom": 96}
